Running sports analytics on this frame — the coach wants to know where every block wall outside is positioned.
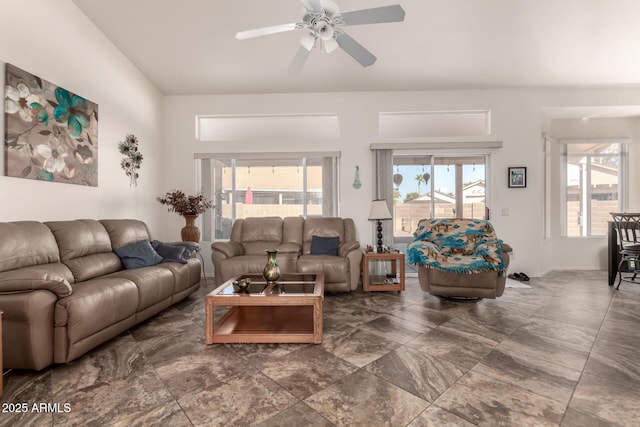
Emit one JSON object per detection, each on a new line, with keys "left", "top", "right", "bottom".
{"left": 566, "top": 200, "right": 618, "bottom": 236}
{"left": 393, "top": 202, "right": 485, "bottom": 237}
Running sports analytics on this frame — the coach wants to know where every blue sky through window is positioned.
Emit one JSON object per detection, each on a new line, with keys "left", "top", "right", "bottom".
{"left": 394, "top": 164, "right": 485, "bottom": 201}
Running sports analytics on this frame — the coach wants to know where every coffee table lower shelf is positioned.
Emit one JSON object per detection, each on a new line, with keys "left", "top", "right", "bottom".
{"left": 208, "top": 305, "right": 320, "bottom": 344}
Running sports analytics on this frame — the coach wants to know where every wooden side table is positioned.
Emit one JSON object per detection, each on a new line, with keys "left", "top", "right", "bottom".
{"left": 362, "top": 251, "right": 405, "bottom": 292}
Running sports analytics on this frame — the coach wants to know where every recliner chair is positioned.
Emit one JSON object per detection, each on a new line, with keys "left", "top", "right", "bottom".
{"left": 407, "top": 218, "right": 512, "bottom": 299}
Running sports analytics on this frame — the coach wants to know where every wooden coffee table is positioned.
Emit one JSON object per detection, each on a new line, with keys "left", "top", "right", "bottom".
{"left": 205, "top": 273, "right": 324, "bottom": 344}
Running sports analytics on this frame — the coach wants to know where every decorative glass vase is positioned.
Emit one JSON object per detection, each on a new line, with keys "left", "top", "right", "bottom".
{"left": 263, "top": 249, "right": 281, "bottom": 285}
{"left": 181, "top": 215, "right": 200, "bottom": 242}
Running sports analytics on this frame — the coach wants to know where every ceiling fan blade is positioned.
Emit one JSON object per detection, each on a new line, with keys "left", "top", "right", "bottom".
{"left": 236, "top": 23, "right": 299, "bottom": 40}
{"left": 341, "top": 5, "right": 406, "bottom": 26}
{"left": 302, "top": 0, "right": 324, "bottom": 13}
{"left": 336, "top": 32, "right": 377, "bottom": 67}
{"left": 289, "top": 46, "right": 312, "bottom": 73}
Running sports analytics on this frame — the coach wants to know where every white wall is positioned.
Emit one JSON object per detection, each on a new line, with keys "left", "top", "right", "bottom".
{"left": 163, "top": 89, "right": 640, "bottom": 278}
{"left": 0, "top": 0, "right": 166, "bottom": 236}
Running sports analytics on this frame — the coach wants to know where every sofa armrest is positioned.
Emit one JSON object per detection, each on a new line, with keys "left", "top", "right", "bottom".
{"left": 339, "top": 241, "right": 360, "bottom": 257}
{"left": 277, "top": 242, "right": 302, "bottom": 255}
{"left": 502, "top": 242, "right": 513, "bottom": 253}
{"left": 0, "top": 269, "right": 72, "bottom": 297}
{"left": 211, "top": 241, "right": 244, "bottom": 258}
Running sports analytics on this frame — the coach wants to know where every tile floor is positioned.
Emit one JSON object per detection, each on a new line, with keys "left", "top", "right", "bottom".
{"left": 2, "top": 270, "right": 639, "bottom": 426}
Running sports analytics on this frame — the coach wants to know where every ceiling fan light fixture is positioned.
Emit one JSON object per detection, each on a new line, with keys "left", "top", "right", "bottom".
{"left": 237, "top": 1, "right": 405, "bottom": 70}
{"left": 317, "top": 22, "right": 334, "bottom": 41}
{"left": 300, "top": 33, "right": 317, "bottom": 51}
{"left": 323, "top": 37, "right": 339, "bottom": 53}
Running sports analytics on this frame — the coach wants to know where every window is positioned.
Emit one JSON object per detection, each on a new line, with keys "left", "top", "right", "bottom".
{"left": 392, "top": 154, "right": 488, "bottom": 241}
{"left": 562, "top": 140, "right": 626, "bottom": 236}
{"left": 197, "top": 114, "right": 339, "bottom": 141}
{"left": 197, "top": 152, "right": 339, "bottom": 240}
{"left": 379, "top": 111, "right": 491, "bottom": 138}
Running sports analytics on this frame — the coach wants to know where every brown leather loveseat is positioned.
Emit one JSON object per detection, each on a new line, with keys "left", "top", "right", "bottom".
{"left": 0, "top": 219, "right": 201, "bottom": 370}
{"left": 212, "top": 217, "right": 362, "bottom": 292}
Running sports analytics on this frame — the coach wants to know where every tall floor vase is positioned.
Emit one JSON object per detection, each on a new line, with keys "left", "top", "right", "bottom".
{"left": 181, "top": 215, "right": 200, "bottom": 242}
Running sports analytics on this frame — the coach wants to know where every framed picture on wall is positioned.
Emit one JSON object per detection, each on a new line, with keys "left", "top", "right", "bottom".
{"left": 508, "top": 167, "right": 526, "bottom": 188}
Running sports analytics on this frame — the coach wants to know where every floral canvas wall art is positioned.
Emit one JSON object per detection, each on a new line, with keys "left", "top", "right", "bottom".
{"left": 4, "top": 63, "right": 98, "bottom": 186}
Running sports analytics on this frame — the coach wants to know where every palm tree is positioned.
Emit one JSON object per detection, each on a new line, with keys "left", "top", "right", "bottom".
{"left": 415, "top": 174, "right": 425, "bottom": 195}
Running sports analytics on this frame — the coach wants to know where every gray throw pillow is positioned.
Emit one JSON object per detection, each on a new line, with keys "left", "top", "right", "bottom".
{"left": 114, "top": 240, "right": 163, "bottom": 269}
{"left": 151, "top": 240, "right": 189, "bottom": 264}
{"left": 310, "top": 235, "right": 340, "bottom": 256}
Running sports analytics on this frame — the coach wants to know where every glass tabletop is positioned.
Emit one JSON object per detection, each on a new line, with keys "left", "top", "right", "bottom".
{"left": 215, "top": 273, "right": 320, "bottom": 296}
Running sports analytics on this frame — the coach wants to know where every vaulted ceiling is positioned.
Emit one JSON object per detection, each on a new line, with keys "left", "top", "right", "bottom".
{"left": 72, "top": 0, "right": 640, "bottom": 99}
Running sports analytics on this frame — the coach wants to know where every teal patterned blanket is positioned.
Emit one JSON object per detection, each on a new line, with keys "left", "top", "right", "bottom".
{"left": 407, "top": 218, "right": 506, "bottom": 276}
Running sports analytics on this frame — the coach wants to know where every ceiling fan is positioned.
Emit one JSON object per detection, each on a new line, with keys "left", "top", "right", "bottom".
{"left": 235, "top": 0, "right": 406, "bottom": 72}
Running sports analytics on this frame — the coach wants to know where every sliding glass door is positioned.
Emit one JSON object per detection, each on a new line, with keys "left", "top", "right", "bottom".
{"left": 392, "top": 154, "right": 488, "bottom": 243}
{"left": 199, "top": 153, "right": 339, "bottom": 241}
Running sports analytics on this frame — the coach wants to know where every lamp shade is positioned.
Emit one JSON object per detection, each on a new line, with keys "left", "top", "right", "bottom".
{"left": 368, "top": 199, "right": 392, "bottom": 220}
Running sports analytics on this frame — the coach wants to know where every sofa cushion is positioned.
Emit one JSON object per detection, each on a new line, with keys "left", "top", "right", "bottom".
{"left": 310, "top": 235, "right": 340, "bottom": 256}
{"left": 220, "top": 255, "right": 268, "bottom": 281}
{"left": 241, "top": 217, "right": 283, "bottom": 242}
{"left": 241, "top": 217, "right": 283, "bottom": 255}
{"left": 64, "top": 253, "right": 123, "bottom": 283}
{"left": 160, "top": 258, "right": 202, "bottom": 294}
{"left": 46, "top": 220, "right": 112, "bottom": 260}
{"left": 114, "top": 240, "right": 163, "bottom": 269}
{"left": 55, "top": 278, "right": 139, "bottom": 343}
{"left": 46, "top": 219, "right": 122, "bottom": 281}
{"left": 0, "top": 221, "right": 61, "bottom": 272}
{"left": 283, "top": 216, "right": 304, "bottom": 246}
{"left": 297, "top": 254, "right": 348, "bottom": 283}
{"left": 100, "top": 219, "right": 152, "bottom": 249}
{"left": 107, "top": 266, "right": 175, "bottom": 310}
{"left": 302, "top": 218, "right": 345, "bottom": 254}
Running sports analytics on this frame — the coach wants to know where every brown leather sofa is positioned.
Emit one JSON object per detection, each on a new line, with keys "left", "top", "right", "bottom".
{"left": 212, "top": 217, "right": 362, "bottom": 292}
{"left": 0, "top": 219, "right": 201, "bottom": 370}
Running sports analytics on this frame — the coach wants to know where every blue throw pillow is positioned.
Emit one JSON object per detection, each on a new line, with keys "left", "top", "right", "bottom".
{"left": 114, "top": 240, "right": 163, "bottom": 269}
{"left": 151, "top": 240, "right": 190, "bottom": 264}
{"left": 310, "top": 235, "right": 340, "bottom": 256}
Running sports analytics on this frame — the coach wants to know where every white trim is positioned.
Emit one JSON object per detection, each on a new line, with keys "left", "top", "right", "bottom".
{"left": 371, "top": 140, "right": 502, "bottom": 150}
{"left": 557, "top": 137, "right": 631, "bottom": 144}
{"left": 195, "top": 151, "right": 341, "bottom": 160}
{"left": 543, "top": 134, "right": 552, "bottom": 239}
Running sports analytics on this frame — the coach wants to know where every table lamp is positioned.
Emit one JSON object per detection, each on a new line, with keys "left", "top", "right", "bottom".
{"left": 368, "top": 199, "right": 392, "bottom": 253}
